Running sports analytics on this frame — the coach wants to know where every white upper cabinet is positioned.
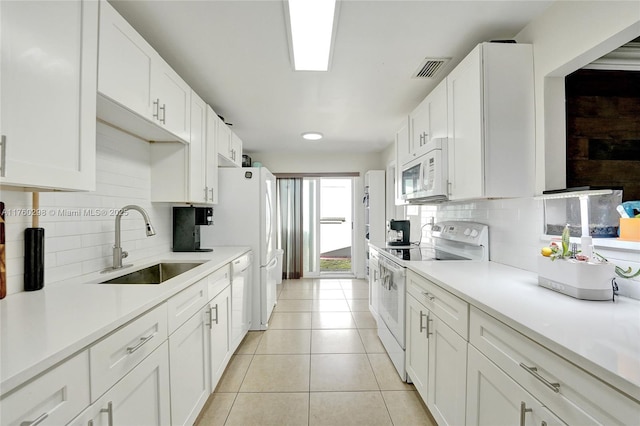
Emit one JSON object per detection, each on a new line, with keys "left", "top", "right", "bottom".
{"left": 97, "top": 0, "right": 153, "bottom": 121}
{"left": 446, "top": 42, "right": 535, "bottom": 201}
{"left": 217, "top": 117, "right": 242, "bottom": 168}
{"left": 150, "top": 92, "right": 218, "bottom": 204}
{"left": 0, "top": 0, "right": 98, "bottom": 191}
{"left": 97, "top": 0, "right": 190, "bottom": 144}
{"left": 205, "top": 106, "right": 219, "bottom": 203}
{"left": 230, "top": 132, "right": 243, "bottom": 167}
{"left": 189, "top": 92, "right": 208, "bottom": 203}
{"left": 408, "top": 79, "right": 448, "bottom": 162}
{"left": 152, "top": 57, "right": 191, "bottom": 142}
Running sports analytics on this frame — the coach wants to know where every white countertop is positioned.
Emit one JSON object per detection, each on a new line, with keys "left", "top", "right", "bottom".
{"left": 370, "top": 243, "right": 640, "bottom": 402}
{"left": 0, "top": 247, "right": 250, "bottom": 395}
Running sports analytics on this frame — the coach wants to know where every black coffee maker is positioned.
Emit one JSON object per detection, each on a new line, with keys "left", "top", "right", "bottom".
{"left": 173, "top": 206, "right": 213, "bottom": 252}
{"left": 387, "top": 219, "right": 410, "bottom": 246}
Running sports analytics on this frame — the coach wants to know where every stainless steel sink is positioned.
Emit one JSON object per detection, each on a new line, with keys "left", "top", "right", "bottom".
{"left": 100, "top": 262, "right": 203, "bottom": 284}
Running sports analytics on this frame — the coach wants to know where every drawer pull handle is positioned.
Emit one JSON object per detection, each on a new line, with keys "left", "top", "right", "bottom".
{"left": 519, "top": 363, "right": 560, "bottom": 393}
{"left": 520, "top": 402, "right": 532, "bottom": 426}
{"left": 422, "top": 291, "right": 435, "bottom": 301}
{"left": 426, "top": 314, "right": 433, "bottom": 337}
{"left": 126, "top": 334, "right": 155, "bottom": 354}
{"left": 20, "top": 412, "right": 48, "bottom": 426}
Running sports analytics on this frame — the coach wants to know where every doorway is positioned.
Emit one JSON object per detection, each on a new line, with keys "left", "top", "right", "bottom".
{"left": 303, "top": 177, "right": 354, "bottom": 277}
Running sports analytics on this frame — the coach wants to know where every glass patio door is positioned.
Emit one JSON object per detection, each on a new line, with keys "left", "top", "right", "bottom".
{"left": 303, "top": 177, "right": 354, "bottom": 277}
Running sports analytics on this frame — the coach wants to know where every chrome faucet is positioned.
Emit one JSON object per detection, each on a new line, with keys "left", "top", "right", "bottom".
{"left": 111, "top": 205, "right": 156, "bottom": 270}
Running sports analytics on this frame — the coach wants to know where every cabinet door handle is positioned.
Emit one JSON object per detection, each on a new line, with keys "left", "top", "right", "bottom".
{"left": 0, "top": 135, "right": 6, "bottom": 177}
{"left": 20, "top": 412, "right": 48, "bottom": 426}
{"left": 159, "top": 103, "right": 166, "bottom": 124}
{"left": 209, "top": 187, "right": 214, "bottom": 201}
{"left": 426, "top": 314, "right": 433, "bottom": 337}
{"left": 519, "top": 402, "right": 532, "bottom": 426}
{"left": 447, "top": 181, "right": 452, "bottom": 197}
{"left": 126, "top": 334, "right": 154, "bottom": 354}
{"left": 419, "top": 311, "right": 427, "bottom": 333}
{"left": 519, "top": 363, "right": 560, "bottom": 393}
{"left": 100, "top": 401, "right": 114, "bottom": 426}
{"left": 210, "top": 304, "right": 219, "bottom": 325}
{"left": 153, "top": 99, "right": 160, "bottom": 120}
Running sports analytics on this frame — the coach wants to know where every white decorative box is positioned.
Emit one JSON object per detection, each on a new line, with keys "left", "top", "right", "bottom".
{"left": 537, "top": 257, "right": 615, "bottom": 301}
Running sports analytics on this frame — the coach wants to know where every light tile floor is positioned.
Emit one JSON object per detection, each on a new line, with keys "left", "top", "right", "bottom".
{"left": 196, "top": 278, "right": 437, "bottom": 426}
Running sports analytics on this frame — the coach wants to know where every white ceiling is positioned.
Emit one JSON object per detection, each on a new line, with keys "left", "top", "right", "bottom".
{"left": 110, "top": 0, "right": 553, "bottom": 154}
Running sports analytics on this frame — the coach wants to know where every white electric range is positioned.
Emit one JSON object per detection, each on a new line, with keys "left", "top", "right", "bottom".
{"left": 374, "top": 221, "right": 489, "bottom": 380}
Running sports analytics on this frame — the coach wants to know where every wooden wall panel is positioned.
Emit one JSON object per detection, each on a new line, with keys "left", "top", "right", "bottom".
{"left": 565, "top": 69, "right": 640, "bottom": 201}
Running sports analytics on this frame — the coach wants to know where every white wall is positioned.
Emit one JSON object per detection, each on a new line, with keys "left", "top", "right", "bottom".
{"left": 2, "top": 123, "right": 172, "bottom": 295}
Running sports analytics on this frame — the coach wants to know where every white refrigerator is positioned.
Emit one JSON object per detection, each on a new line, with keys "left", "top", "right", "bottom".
{"left": 201, "top": 167, "right": 278, "bottom": 330}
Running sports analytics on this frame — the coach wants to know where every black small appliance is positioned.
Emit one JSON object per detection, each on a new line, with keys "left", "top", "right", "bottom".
{"left": 173, "top": 206, "right": 213, "bottom": 252}
{"left": 388, "top": 219, "right": 410, "bottom": 246}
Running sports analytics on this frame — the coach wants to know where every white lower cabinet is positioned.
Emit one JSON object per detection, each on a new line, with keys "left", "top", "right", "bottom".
{"left": 405, "top": 268, "right": 640, "bottom": 426}
{"left": 427, "top": 313, "right": 467, "bottom": 426}
{"left": 467, "top": 344, "right": 564, "bottom": 426}
{"left": 406, "top": 292, "right": 467, "bottom": 426}
{"left": 406, "top": 294, "right": 429, "bottom": 397}
{"left": 2, "top": 256, "right": 250, "bottom": 426}
{"left": 71, "top": 341, "right": 171, "bottom": 426}
{"left": 209, "top": 285, "right": 231, "bottom": 389}
{"left": 0, "top": 351, "right": 90, "bottom": 426}
{"left": 469, "top": 307, "right": 640, "bottom": 425}
{"left": 169, "top": 307, "right": 211, "bottom": 426}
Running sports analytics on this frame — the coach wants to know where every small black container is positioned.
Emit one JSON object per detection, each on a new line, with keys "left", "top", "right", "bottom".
{"left": 24, "top": 227, "right": 45, "bottom": 291}
{"left": 242, "top": 154, "right": 252, "bottom": 167}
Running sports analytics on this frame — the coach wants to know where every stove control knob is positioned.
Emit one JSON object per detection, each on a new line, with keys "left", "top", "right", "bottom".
{"left": 464, "top": 228, "right": 471, "bottom": 236}
{"left": 470, "top": 229, "right": 479, "bottom": 238}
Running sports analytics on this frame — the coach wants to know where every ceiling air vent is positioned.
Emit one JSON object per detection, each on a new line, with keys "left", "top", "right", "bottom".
{"left": 413, "top": 58, "right": 450, "bottom": 79}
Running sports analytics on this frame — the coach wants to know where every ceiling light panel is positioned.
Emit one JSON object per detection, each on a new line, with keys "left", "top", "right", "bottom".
{"left": 288, "top": 0, "right": 337, "bottom": 71}
{"left": 302, "top": 132, "right": 323, "bottom": 140}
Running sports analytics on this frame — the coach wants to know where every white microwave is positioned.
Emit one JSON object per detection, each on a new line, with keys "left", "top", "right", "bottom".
{"left": 401, "top": 138, "right": 448, "bottom": 203}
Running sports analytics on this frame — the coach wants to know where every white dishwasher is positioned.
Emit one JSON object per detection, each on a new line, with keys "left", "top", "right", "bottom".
{"left": 230, "top": 252, "right": 253, "bottom": 352}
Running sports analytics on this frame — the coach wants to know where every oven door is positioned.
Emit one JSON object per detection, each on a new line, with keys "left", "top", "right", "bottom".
{"left": 377, "top": 255, "right": 406, "bottom": 348}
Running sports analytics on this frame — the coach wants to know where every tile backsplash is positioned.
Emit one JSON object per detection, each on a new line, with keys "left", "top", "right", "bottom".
{"left": 408, "top": 197, "right": 640, "bottom": 299}
{"left": 2, "top": 123, "right": 172, "bottom": 295}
